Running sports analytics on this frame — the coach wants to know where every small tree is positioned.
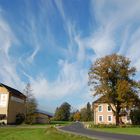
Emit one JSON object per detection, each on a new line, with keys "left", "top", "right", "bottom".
{"left": 86, "top": 102, "right": 92, "bottom": 121}
{"left": 24, "top": 83, "right": 37, "bottom": 124}
{"left": 88, "top": 54, "right": 140, "bottom": 125}
{"left": 80, "top": 108, "right": 88, "bottom": 121}
{"left": 73, "top": 111, "right": 81, "bottom": 121}
{"left": 69, "top": 112, "right": 74, "bottom": 121}
{"left": 79, "top": 103, "right": 93, "bottom": 122}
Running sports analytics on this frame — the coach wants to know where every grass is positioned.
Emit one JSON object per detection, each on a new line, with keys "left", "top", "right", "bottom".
{"left": 91, "top": 127, "right": 140, "bottom": 135}
{"left": 49, "top": 121, "right": 72, "bottom": 126}
{"left": 0, "top": 127, "right": 95, "bottom": 140}
{"left": 84, "top": 122, "right": 140, "bottom": 135}
{"left": 15, "top": 121, "right": 72, "bottom": 128}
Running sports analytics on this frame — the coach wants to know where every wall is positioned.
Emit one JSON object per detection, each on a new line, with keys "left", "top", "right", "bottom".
{"left": 7, "top": 94, "right": 26, "bottom": 124}
{"left": 34, "top": 113, "right": 50, "bottom": 124}
{"left": 93, "top": 103, "right": 131, "bottom": 124}
{"left": 94, "top": 103, "right": 116, "bottom": 124}
{"left": 0, "top": 87, "right": 9, "bottom": 124}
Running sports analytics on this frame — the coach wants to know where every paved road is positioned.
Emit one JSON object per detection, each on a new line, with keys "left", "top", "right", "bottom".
{"left": 59, "top": 122, "right": 140, "bottom": 140}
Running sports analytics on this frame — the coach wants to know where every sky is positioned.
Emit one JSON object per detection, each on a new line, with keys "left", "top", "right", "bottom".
{"left": 0, "top": 0, "right": 140, "bottom": 113}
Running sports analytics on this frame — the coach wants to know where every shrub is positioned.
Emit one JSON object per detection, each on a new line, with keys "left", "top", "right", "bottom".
{"left": 89, "top": 123, "right": 140, "bottom": 128}
{"left": 130, "top": 109, "right": 140, "bottom": 125}
{"left": 0, "top": 122, "right": 6, "bottom": 126}
{"left": 89, "top": 124, "right": 117, "bottom": 128}
{"left": 16, "top": 113, "right": 25, "bottom": 125}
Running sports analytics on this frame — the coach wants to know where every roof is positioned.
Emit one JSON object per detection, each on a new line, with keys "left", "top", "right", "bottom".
{"left": 35, "top": 109, "right": 54, "bottom": 117}
{"left": 92, "top": 96, "right": 107, "bottom": 104}
{"left": 0, "top": 83, "right": 26, "bottom": 98}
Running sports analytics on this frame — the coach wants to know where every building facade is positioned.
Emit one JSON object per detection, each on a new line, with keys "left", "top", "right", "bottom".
{"left": 34, "top": 110, "right": 53, "bottom": 124}
{"left": 0, "top": 83, "right": 26, "bottom": 124}
{"left": 93, "top": 97, "right": 131, "bottom": 124}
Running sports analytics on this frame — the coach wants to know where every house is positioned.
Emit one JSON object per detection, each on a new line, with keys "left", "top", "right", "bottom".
{"left": 34, "top": 110, "right": 53, "bottom": 124}
{"left": 93, "top": 96, "right": 131, "bottom": 124}
{"left": 0, "top": 83, "right": 26, "bottom": 124}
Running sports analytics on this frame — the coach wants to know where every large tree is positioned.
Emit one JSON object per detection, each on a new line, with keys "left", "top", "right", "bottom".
{"left": 88, "top": 54, "right": 140, "bottom": 125}
{"left": 24, "top": 83, "right": 37, "bottom": 124}
{"left": 54, "top": 102, "right": 71, "bottom": 121}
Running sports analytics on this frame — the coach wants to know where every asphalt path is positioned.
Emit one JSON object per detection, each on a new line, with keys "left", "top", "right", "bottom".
{"left": 59, "top": 122, "right": 140, "bottom": 140}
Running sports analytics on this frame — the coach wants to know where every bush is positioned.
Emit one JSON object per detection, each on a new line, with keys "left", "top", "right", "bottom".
{"left": 0, "top": 122, "right": 6, "bottom": 126}
{"left": 89, "top": 123, "right": 140, "bottom": 128}
{"left": 130, "top": 109, "right": 140, "bottom": 125}
{"left": 16, "top": 113, "right": 25, "bottom": 125}
{"left": 89, "top": 124, "right": 117, "bottom": 128}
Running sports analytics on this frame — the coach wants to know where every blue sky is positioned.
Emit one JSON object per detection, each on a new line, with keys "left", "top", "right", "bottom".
{"left": 0, "top": 0, "right": 140, "bottom": 112}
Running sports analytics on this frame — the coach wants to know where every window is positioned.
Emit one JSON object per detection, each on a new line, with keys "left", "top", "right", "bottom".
{"left": 107, "top": 115, "right": 112, "bottom": 122}
{"left": 11, "top": 96, "right": 24, "bottom": 104}
{"left": 0, "top": 114, "right": 6, "bottom": 120}
{"left": 98, "top": 115, "right": 103, "bottom": 122}
{"left": 98, "top": 105, "right": 102, "bottom": 112}
{"left": 0, "top": 94, "right": 8, "bottom": 107}
{"left": 107, "top": 105, "right": 112, "bottom": 112}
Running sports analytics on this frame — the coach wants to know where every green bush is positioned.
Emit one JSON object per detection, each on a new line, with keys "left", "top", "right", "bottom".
{"left": 89, "top": 123, "right": 140, "bottom": 128}
{"left": 16, "top": 113, "right": 25, "bottom": 125}
{"left": 130, "top": 109, "right": 140, "bottom": 125}
{"left": 89, "top": 124, "right": 117, "bottom": 128}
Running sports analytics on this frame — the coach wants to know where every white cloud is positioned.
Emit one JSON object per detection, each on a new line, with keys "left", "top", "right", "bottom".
{"left": 89, "top": 0, "right": 140, "bottom": 67}
{"left": 85, "top": 28, "right": 115, "bottom": 57}
{"left": 24, "top": 20, "right": 40, "bottom": 64}
{"left": 26, "top": 1, "right": 90, "bottom": 102}
{"left": 20, "top": 1, "right": 88, "bottom": 105}
{"left": 29, "top": 0, "right": 140, "bottom": 104}
{"left": 27, "top": 45, "right": 40, "bottom": 63}
{"left": 0, "top": 16, "right": 15, "bottom": 58}
{"left": 1, "top": 0, "right": 140, "bottom": 112}
{"left": 125, "top": 27, "right": 140, "bottom": 71}
{"left": 0, "top": 16, "right": 25, "bottom": 90}
{"left": 29, "top": 60, "right": 88, "bottom": 100}
{"left": 54, "top": 0, "right": 66, "bottom": 22}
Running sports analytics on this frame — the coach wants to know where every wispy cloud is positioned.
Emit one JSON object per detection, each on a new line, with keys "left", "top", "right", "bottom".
{"left": 19, "top": 1, "right": 91, "bottom": 109}
{"left": 1, "top": 0, "right": 140, "bottom": 112}
{"left": 29, "top": 59, "right": 88, "bottom": 100}
{"left": 0, "top": 15, "right": 25, "bottom": 90}
{"left": 27, "top": 0, "right": 140, "bottom": 110}
{"left": 89, "top": 0, "right": 140, "bottom": 63}
{"left": 0, "top": 16, "right": 15, "bottom": 58}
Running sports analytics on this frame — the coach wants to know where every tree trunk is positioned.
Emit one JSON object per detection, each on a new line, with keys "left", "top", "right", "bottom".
{"left": 116, "top": 105, "right": 121, "bottom": 126}
{"left": 116, "top": 114, "right": 120, "bottom": 126}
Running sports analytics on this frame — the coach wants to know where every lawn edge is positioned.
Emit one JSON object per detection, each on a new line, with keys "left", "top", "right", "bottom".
{"left": 57, "top": 127, "right": 97, "bottom": 140}
{"left": 88, "top": 128, "right": 140, "bottom": 136}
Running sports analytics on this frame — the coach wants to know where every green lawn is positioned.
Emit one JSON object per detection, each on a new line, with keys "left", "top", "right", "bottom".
{"left": 0, "top": 127, "right": 95, "bottom": 140}
{"left": 91, "top": 127, "right": 140, "bottom": 135}
{"left": 49, "top": 121, "right": 73, "bottom": 126}
{"left": 16, "top": 121, "right": 72, "bottom": 128}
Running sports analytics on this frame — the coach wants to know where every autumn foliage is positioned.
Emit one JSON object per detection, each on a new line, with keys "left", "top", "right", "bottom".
{"left": 73, "top": 111, "right": 81, "bottom": 121}
{"left": 88, "top": 54, "right": 140, "bottom": 125}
